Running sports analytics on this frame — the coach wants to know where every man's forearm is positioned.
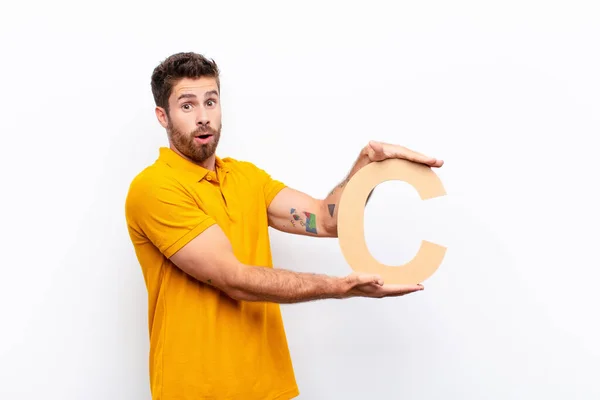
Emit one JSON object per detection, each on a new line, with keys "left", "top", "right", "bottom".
{"left": 321, "top": 148, "right": 372, "bottom": 236}
{"left": 227, "top": 264, "right": 349, "bottom": 303}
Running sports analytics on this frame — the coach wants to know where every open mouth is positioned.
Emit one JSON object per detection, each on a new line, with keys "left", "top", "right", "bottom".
{"left": 194, "top": 130, "right": 214, "bottom": 140}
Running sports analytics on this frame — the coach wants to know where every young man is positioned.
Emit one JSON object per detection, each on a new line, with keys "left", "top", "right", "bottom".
{"left": 125, "top": 52, "right": 444, "bottom": 400}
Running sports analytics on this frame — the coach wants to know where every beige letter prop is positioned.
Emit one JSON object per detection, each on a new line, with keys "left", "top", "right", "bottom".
{"left": 337, "top": 159, "right": 447, "bottom": 284}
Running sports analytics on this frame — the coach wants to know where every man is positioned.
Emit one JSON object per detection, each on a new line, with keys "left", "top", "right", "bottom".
{"left": 125, "top": 52, "right": 444, "bottom": 400}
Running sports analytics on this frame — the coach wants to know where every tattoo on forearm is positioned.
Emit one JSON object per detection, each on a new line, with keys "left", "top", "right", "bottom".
{"left": 328, "top": 204, "right": 335, "bottom": 217}
{"left": 289, "top": 208, "right": 318, "bottom": 234}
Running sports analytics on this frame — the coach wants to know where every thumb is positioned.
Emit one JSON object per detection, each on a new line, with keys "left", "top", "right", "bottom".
{"left": 368, "top": 140, "right": 384, "bottom": 152}
{"left": 367, "top": 141, "right": 386, "bottom": 161}
{"left": 355, "top": 273, "right": 384, "bottom": 286}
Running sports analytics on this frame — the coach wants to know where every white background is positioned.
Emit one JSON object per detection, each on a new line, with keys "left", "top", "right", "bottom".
{"left": 1, "top": 1, "right": 599, "bottom": 399}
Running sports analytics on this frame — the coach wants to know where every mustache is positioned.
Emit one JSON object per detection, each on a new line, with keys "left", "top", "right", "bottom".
{"left": 192, "top": 125, "right": 218, "bottom": 135}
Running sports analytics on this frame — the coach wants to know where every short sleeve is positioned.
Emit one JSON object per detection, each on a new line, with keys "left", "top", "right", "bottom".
{"left": 125, "top": 174, "right": 216, "bottom": 258}
{"left": 263, "top": 176, "right": 286, "bottom": 208}
{"left": 248, "top": 164, "right": 286, "bottom": 209}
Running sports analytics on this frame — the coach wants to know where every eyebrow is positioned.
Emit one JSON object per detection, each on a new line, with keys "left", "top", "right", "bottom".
{"left": 204, "top": 90, "right": 219, "bottom": 98}
{"left": 177, "top": 90, "right": 219, "bottom": 102}
{"left": 177, "top": 93, "right": 196, "bottom": 101}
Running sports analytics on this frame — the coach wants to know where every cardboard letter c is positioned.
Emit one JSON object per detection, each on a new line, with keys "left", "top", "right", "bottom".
{"left": 337, "top": 158, "right": 447, "bottom": 284}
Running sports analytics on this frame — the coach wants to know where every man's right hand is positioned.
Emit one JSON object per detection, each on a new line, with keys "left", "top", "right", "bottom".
{"left": 341, "top": 273, "right": 424, "bottom": 298}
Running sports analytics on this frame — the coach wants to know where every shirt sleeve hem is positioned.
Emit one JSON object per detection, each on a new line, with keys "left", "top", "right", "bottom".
{"left": 264, "top": 181, "right": 287, "bottom": 208}
{"left": 163, "top": 217, "right": 216, "bottom": 259}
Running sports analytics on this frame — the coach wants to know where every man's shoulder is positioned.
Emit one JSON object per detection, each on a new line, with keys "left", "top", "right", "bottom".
{"left": 127, "top": 162, "right": 177, "bottom": 195}
{"left": 220, "top": 156, "right": 270, "bottom": 178}
{"left": 221, "top": 156, "right": 256, "bottom": 170}
{"left": 124, "top": 162, "right": 186, "bottom": 218}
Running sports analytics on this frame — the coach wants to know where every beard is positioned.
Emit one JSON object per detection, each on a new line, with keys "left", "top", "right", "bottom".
{"left": 167, "top": 120, "right": 221, "bottom": 164}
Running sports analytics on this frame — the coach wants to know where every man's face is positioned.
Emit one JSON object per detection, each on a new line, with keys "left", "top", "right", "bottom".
{"left": 157, "top": 77, "right": 222, "bottom": 166}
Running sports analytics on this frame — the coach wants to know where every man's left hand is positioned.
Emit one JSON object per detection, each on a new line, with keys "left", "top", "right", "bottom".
{"left": 364, "top": 140, "right": 444, "bottom": 168}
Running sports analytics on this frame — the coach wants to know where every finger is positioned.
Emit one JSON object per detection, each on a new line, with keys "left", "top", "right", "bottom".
{"left": 380, "top": 142, "right": 443, "bottom": 167}
{"left": 380, "top": 284, "right": 424, "bottom": 295}
{"left": 397, "top": 149, "right": 441, "bottom": 167}
{"left": 366, "top": 143, "right": 386, "bottom": 162}
{"left": 428, "top": 158, "right": 444, "bottom": 168}
{"left": 368, "top": 140, "right": 385, "bottom": 154}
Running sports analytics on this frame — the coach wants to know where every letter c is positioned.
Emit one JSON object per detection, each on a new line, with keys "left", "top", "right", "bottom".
{"left": 337, "top": 158, "right": 447, "bottom": 285}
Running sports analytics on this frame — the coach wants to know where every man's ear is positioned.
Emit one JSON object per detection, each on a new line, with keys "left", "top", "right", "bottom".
{"left": 155, "top": 106, "right": 169, "bottom": 128}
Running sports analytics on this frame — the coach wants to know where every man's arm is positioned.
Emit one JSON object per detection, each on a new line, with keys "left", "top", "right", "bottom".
{"left": 267, "top": 141, "right": 443, "bottom": 238}
{"left": 169, "top": 224, "right": 423, "bottom": 303}
{"left": 266, "top": 150, "right": 370, "bottom": 238}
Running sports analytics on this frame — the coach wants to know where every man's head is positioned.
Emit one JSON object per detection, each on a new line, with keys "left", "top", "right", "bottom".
{"left": 151, "top": 52, "right": 222, "bottom": 167}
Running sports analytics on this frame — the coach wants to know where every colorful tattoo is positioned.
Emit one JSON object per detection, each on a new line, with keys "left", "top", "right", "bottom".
{"left": 290, "top": 208, "right": 318, "bottom": 234}
{"left": 303, "top": 212, "right": 317, "bottom": 233}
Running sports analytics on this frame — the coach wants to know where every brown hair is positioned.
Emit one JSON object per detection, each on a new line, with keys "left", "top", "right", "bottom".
{"left": 151, "top": 52, "right": 221, "bottom": 113}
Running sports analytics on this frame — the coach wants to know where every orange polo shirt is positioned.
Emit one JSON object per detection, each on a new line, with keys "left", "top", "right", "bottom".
{"left": 125, "top": 147, "right": 299, "bottom": 400}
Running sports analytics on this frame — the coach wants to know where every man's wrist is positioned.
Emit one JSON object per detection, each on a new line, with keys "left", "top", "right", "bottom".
{"left": 331, "top": 276, "right": 351, "bottom": 299}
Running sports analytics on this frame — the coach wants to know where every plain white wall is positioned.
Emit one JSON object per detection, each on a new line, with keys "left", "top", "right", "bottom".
{"left": 1, "top": 1, "right": 599, "bottom": 399}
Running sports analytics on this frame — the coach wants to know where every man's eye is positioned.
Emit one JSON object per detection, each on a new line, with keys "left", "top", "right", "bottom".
{"left": 182, "top": 104, "right": 192, "bottom": 110}
{"left": 207, "top": 100, "right": 214, "bottom": 106}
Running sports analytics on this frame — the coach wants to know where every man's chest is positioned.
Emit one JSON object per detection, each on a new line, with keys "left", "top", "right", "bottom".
{"left": 189, "top": 177, "right": 267, "bottom": 234}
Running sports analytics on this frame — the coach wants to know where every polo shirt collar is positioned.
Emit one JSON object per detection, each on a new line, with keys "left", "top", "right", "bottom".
{"left": 158, "top": 147, "right": 229, "bottom": 182}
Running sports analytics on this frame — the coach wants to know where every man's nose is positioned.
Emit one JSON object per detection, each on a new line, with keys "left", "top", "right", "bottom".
{"left": 197, "top": 108, "right": 210, "bottom": 126}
